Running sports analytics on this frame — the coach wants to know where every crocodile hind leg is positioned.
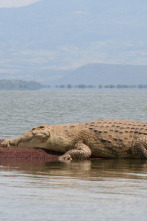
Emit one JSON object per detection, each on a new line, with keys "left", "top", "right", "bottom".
{"left": 58, "top": 141, "right": 92, "bottom": 161}
{"left": 1, "top": 125, "right": 50, "bottom": 148}
{"left": 132, "top": 137, "right": 147, "bottom": 159}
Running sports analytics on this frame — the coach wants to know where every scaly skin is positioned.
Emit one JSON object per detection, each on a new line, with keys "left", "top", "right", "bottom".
{"left": 1, "top": 120, "right": 147, "bottom": 160}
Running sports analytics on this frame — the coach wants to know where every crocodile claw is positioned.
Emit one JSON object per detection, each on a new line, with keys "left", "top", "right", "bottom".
{"left": 58, "top": 154, "right": 72, "bottom": 162}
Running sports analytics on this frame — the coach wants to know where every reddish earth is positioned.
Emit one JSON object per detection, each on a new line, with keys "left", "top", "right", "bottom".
{"left": 0, "top": 139, "right": 59, "bottom": 161}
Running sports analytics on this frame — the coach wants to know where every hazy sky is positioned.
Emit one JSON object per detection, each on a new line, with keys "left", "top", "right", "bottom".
{"left": 0, "top": 0, "right": 41, "bottom": 8}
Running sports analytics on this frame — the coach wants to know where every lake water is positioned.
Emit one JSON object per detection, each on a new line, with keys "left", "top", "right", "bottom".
{"left": 0, "top": 90, "right": 147, "bottom": 220}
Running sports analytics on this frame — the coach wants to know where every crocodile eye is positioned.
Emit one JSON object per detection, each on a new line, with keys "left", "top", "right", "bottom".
{"left": 39, "top": 125, "right": 45, "bottom": 129}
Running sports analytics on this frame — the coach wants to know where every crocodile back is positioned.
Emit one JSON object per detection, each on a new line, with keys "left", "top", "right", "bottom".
{"left": 82, "top": 120, "right": 147, "bottom": 148}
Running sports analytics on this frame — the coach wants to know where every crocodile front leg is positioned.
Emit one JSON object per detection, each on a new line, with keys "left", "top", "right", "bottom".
{"left": 58, "top": 141, "right": 92, "bottom": 161}
{"left": 1, "top": 125, "right": 50, "bottom": 148}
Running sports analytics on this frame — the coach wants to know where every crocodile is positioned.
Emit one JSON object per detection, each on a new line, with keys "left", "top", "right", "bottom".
{"left": 1, "top": 120, "right": 147, "bottom": 160}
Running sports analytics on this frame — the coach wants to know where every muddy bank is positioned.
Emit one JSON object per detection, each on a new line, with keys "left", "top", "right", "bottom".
{"left": 0, "top": 139, "right": 59, "bottom": 161}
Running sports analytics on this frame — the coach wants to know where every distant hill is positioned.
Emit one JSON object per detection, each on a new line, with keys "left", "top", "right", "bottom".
{"left": 55, "top": 63, "right": 147, "bottom": 85}
{"left": 0, "top": 0, "right": 147, "bottom": 77}
{"left": 1, "top": 63, "right": 147, "bottom": 86}
{"left": 0, "top": 80, "right": 45, "bottom": 90}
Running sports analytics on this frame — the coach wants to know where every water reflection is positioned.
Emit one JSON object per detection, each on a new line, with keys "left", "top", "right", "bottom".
{"left": 0, "top": 159, "right": 147, "bottom": 221}
{"left": 0, "top": 159, "right": 147, "bottom": 180}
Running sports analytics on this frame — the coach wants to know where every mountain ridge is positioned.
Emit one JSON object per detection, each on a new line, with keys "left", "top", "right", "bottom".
{"left": 55, "top": 63, "right": 147, "bottom": 85}
{"left": 0, "top": 63, "right": 146, "bottom": 85}
{"left": 0, "top": 0, "right": 147, "bottom": 76}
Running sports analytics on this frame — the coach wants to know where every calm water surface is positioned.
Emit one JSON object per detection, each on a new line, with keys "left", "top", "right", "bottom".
{"left": 0, "top": 90, "right": 147, "bottom": 220}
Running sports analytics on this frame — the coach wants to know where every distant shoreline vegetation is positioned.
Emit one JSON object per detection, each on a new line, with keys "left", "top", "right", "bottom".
{"left": 55, "top": 84, "right": 147, "bottom": 89}
{"left": 0, "top": 80, "right": 147, "bottom": 90}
